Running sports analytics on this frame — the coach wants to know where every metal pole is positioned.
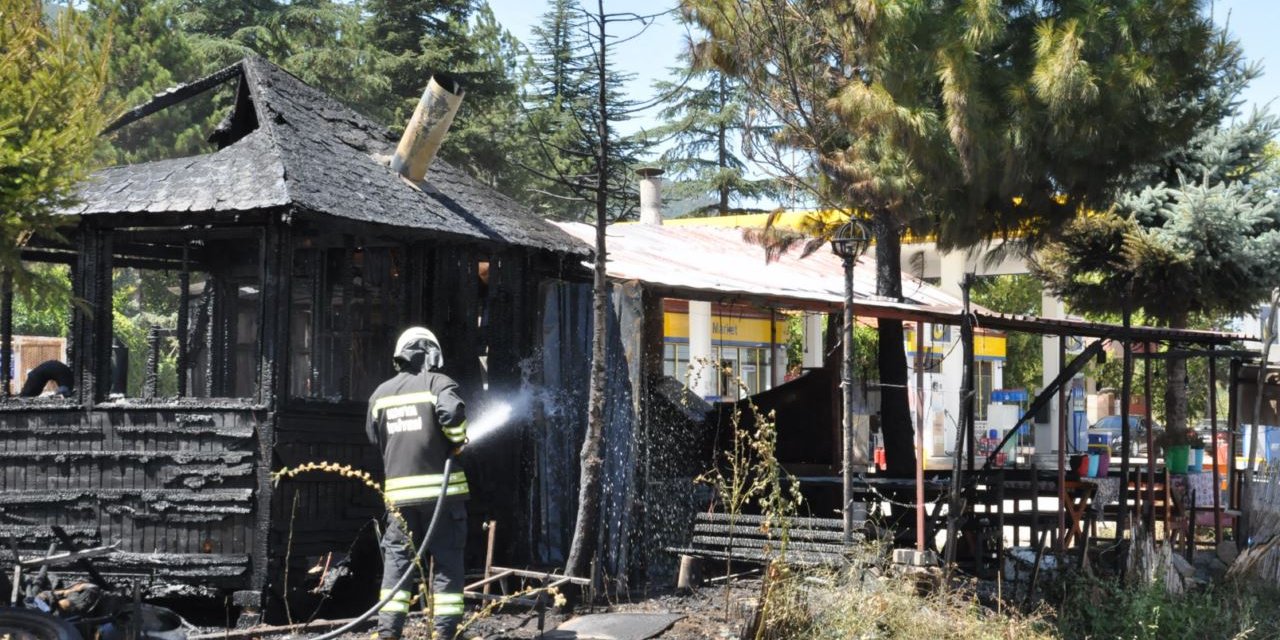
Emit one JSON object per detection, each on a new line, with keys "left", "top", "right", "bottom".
{"left": 916, "top": 321, "right": 926, "bottom": 552}
{"left": 842, "top": 254, "right": 856, "bottom": 543}
{"left": 1057, "top": 335, "right": 1067, "bottom": 551}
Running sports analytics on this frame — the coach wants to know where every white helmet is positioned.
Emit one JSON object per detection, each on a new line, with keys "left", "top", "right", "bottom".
{"left": 393, "top": 326, "right": 444, "bottom": 370}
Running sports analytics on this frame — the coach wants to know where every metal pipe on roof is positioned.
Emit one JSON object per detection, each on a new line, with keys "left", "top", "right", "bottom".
{"left": 391, "top": 74, "right": 464, "bottom": 182}
{"left": 637, "top": 167, "right": 664, "bottom": 225}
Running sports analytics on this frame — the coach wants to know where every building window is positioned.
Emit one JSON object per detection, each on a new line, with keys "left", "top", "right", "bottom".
{"left": 975, "top": 360, "right": 995, "bottom": 421}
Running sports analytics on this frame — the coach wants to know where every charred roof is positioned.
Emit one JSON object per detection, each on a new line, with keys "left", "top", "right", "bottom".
{"left": 69, "top": 57, "right": 584, "bottom": 255}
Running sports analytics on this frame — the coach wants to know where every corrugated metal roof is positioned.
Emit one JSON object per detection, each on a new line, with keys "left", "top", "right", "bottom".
{"left": 554, "top": 221, "right": 1257, "bottom": 346}
{"left": 552, "top": 221, "right": 965, "bottom": 309}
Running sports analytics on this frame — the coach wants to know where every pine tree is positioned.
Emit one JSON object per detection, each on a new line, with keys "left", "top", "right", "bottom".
{"left": 438, "top": 2, "right": 524, "bottom": 192}
{"left": 363, "top": 0, "right": 528, "bottom": 195}
{"left": 0, "top": 0, "right": 111, "bottom": 277}
{"left": 176, "top": 0, "right": 284, "bottom": 67}
{"left": 1037, "top": 101, "right": 1280, "bottom": 435}
{"left": 518, "top": 0, "right": 643, "bottom": 221}
{"left": 273, "top": 0, "right": 387, "bottom": 113}
{"left": 90, "top": 0, "right": 212, "bottom": 164}
{"left": 684, "top": 0, "right": 1237, "bottom": 480}
{"left": 649, "top": 50, "right": 776, "bottom": 216}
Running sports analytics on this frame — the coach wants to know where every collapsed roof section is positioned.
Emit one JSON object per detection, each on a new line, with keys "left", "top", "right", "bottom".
{"left": 69, "top": 57, "right": 584, "bottom": 255}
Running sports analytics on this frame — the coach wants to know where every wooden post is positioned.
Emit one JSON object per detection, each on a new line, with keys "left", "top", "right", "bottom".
{"left": 915, "top": 321, "right": 926, "bottom": 552}
{"left": 1145, "top": 349, "right": 1155, "bottom": 530}
{"left": 483, "top": 520, "right": 498, "bottom": 596}
{"left": 176, "top": 244, "right": 190, "bottom": 397}
{"left": 1209, "top": 349, "right": 1222, "bottom": 544}
{"left": 1, "top": 270, "right": 12, "bottom": 398}
{"left": 1227, "top": 359, "right": 1240, "bottom": 519}
{"left": 1117, "top": 302, "right": 1134, "bottom": 559}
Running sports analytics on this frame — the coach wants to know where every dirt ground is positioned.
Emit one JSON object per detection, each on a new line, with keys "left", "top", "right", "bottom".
{"left": 330, "top": 580, "right": 764, "bottom": 640}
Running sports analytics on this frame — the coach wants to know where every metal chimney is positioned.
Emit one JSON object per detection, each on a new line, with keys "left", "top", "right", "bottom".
{"left": 637, "top": 167, "right": 664, "bottom": 225}
{"left": 391, "top": 74, "right": 464, "bottom": 182}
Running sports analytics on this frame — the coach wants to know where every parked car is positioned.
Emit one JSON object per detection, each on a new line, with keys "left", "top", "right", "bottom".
{"left": 1087, "top": 415, "right": 1163, "bottom": 457}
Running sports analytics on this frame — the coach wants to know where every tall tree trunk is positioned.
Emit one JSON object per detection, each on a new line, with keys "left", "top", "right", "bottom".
{"left": 872, "top": 210, "right": 916, "bottom": 477}
{"left": 1163, "top": 313, "right": 1189, "bottom": 435}
{"left": 566, "top": 0, "right": 610, "bottom": 580}
{"left": 716, "top": 73, "right": 730, "bottom": 216}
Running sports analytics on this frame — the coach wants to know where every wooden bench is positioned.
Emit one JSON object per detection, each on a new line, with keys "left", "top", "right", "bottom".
{"left": 666, "top": 511, "right": 867, "bottom": 578}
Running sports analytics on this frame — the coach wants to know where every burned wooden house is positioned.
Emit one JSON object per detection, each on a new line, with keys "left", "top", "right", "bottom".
{"left": 0, "top": 57, "right": 589, "bottom": 612}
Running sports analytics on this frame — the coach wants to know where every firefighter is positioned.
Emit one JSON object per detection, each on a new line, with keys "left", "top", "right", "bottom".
{"left": 367, "top": 327, "right": 469, "bottom": 640}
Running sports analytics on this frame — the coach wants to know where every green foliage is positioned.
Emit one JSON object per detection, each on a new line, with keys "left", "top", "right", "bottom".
{"left": 91, "top": 0, "right": 215, "bottom": 164}
{"left": 1085, "top": 311, "right": 1231, "bottom": 427}
{"left": 12, "top": 263, "right": 72, "bottom": 338}
{"left": 1037, "top": 61, "right": 1279, "bottom": 433}
{"left": 1056, "top": 575, "right": 1280, "bottom": 640}
{"left": 0, "top": 0, "right": 111, "bottom": 277}
{"left": 683, "top": 0, "right": 1232, "bottom": 250}
{"left": 110, "top": 267, "right": 179, "bottom": 397}
{"left": 272, "top": 0, "right": 388, "bottom": 115}
{"left": 971, "top": 275, "right": 1043, "bottom": 395}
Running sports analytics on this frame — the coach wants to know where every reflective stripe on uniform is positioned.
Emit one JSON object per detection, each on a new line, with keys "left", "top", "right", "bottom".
{"left": 432, "top": 592, "right": 465, "bottom": 617}
{"left": 372, "top": 391, "right": 439, "bottom": 414}
{"left": 384, "top": 471, "right": 469, "bottom": 503}
{"left": 443, "top": 419, "right": 467, "bottom": 443}
{"left": 378, "top": 589, "right": 413, "bottom": 613}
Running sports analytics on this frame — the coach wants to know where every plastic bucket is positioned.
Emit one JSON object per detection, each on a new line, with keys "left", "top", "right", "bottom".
{"left": 1188, "top": 448, "right": 1205, "bottom": 473}
{"left": 1166, "top": 445, "right": 1190, "bottom": 474}
{"left": 1095, "top": 448, "right": 1111, "bottom": 476}
{"left": 1072, "top": 454, "right": 1089, "bottom": 477}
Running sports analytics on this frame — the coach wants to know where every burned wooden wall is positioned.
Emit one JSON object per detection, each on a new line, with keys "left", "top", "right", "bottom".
{"left": 0, "top": 406, "right": 262, "bottom": 591}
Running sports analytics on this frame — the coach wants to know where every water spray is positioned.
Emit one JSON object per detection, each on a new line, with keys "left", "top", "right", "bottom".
{"left": 466, "top": 389, "right": 536, "bottom": 448}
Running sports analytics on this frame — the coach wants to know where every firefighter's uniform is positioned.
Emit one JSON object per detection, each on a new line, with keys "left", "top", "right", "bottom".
{"left": 367, "top": 328, "right": 469, "bottom": 640}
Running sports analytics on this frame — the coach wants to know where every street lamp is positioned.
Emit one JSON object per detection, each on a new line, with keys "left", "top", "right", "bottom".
{"left": 831, "top": 218, "right": 871, "bottom": 542}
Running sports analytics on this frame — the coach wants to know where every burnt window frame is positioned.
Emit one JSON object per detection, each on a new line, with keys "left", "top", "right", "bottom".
{"left": 285, "top": 233, "right": 413, "bottom": 408}
{"left": 94, "top": 225, "right": 268, "bottom": 405}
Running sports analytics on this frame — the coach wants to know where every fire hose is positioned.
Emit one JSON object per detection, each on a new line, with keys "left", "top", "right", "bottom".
{"left": 309, "top": 456, "right": 455, "bottom": 640}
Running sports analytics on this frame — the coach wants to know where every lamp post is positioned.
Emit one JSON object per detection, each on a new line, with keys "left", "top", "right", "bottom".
{"left": 831, "top": 218, "right": 871, "bottom": 542}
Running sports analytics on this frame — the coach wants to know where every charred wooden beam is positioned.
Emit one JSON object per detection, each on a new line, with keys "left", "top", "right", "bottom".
{"left": 144, "top": 326, "right": 161, "bottom": 399}
{"left": 177, "top": 245, "right": 191, "bottom": 397}
{"left": 1, "top": 270, "right": 12, "bottom": 398}
{"left": 102, "top": 63, "right": 242, "bottom": 136}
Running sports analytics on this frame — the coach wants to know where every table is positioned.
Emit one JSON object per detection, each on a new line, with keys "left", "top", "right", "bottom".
{"left": 1086, "top": 476, "right": 1121, "bottom": 515}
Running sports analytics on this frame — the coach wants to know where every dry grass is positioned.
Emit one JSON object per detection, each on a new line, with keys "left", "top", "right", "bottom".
{"left": 746, "top": 540, "right": 1054, "bottom": 640}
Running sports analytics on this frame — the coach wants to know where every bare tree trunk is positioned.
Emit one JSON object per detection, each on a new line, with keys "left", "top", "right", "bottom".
{"left": 716, "top": 73, "right": 730, "bottom": 216}
{"left": 1164, "top": 313, "right": 1189, "bottom": 436}
{"left": 872, "top": 210, "right": 916, "bottom": 478}
{"left": 566, "top": 0, "right": 611, "bottom": 580}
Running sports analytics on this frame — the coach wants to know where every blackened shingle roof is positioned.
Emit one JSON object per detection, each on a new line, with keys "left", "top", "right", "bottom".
{"left": 71, "top": 58, "right": 583, "bottom": 254}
